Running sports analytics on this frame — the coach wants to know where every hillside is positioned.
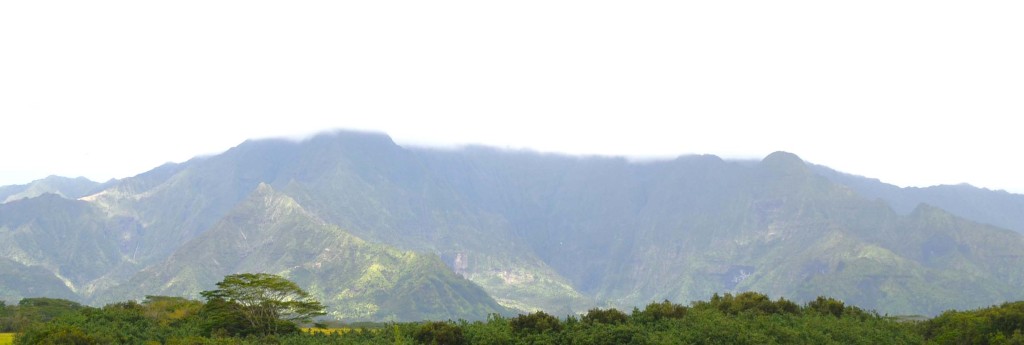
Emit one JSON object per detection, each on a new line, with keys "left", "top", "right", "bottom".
{"left": 0, "top": 194, "right": 141, "bottom": 300}
{"left": 2, "top": 130, "right": 1024, "bottom": 318}
{"left": 812, "top": 165, "right": 1024, "bottom": 233}
{"left": 96, "top": 183, "right": 512, "bottom": 321}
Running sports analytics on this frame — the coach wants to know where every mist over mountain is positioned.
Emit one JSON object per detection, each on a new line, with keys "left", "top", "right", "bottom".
{"left": 1, "top": 130, "right": 1023, "bottom": 319}
{"left": 0, "top": 176, "right": 107, "bottom": 204}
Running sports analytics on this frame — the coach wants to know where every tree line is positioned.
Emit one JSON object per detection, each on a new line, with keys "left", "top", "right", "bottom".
{"left": 2, "top": 273, "right": 1023, "bottom": 344}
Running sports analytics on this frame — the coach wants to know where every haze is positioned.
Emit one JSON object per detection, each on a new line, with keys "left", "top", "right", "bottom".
{"left": 1, "top": 1, "right": 1021, "bottom": 193}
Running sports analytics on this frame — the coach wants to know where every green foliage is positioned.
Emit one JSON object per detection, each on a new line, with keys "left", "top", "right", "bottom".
{"left": 16, "top": 298, "right": 84, "bottom": 322}
{"left": 141, "top": 296, "right": 203, "bottom": 327}
{"left": 34, "top": 293, "right": 1024, "bottom": 345}
{"left": 0, "top": 297, "right": 84, "bottom": 332}
{"left": 412, "top": 321, "right": 465, "bottom": 345}
{"left": 459, "top": 314, "right": 514, "bottom": 345}
{"left": 198, "top": 297, "right": 251, "bottom": 337}
{"left": 199, "top": 273, "right": 325, "bottom": 336}
{"left": 15, "top": 304, "right": 154, "bottom": 344}
{"left": 0, "top": 302, "right": 14, "bottom": 333}
{"left": 807, "top": 296, "right": 846, "bottom": 317}
{"left": 634, "top": 300, "right": 688, "bottom": 321}
{"left": 921, "top": 301, "right": 1024, "bottom": 344}
{"left": 510, "top": 311, "right": 562, "bottom": 335}
{"left": 582, "top": 307, "right": 628, "bottom": 324}
{"left": 692, "top": 292, "right": 805, "bottom": 316}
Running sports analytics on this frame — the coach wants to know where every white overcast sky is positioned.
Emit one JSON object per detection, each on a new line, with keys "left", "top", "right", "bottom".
{"left": 1, "top": 1, "right": 1022, "bottom": 193}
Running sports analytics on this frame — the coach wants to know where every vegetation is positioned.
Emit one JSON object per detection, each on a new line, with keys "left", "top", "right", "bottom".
{"left": 919, "top": 301, "right": 1024, "bottom": 344}
{"left": 87, "top": 184, "right": 513, "bottom": 321}
{"left": 5, "top": 132, "right": 1024, "bottom": 318}
{"left": 0, "top": 298, "right": 84, "bottom": 333}
{"left": 200, "top": 273, "right": 326, "bottom": 336}
{"left": 7, "top": 282, "right": 1024, "bottom": 344}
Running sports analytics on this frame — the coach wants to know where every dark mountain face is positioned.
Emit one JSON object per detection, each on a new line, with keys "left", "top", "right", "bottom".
{"left": 2, "top": 130, "right": 1023, "bottom": 317}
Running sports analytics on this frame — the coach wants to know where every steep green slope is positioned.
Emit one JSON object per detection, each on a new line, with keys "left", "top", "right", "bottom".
{"left": 0, "top": 194, "right": 140, "bottom": 301}
{"left": 0, "top": 258, "right": 77, "bottom": 302}
{"left": 102, "top": 183, "right": 513, "bottom": 321}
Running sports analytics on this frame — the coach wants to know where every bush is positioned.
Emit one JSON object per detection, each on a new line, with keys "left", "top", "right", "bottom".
{"left": 583, "top": 308, "right": 629, "bottom": 325}
{"left": 510, "top": 311, "right": 562, "bottom": 334}
{"left": 695, "top": 292, "right": 801, "bottom": 316}
{"left": 413, "top": 321, "right": 465, "bottom": 345}
{"left": 806, "top": 296, "right": 845, "bottom": 317}
{"left": 635, "top": 300, "right": 687, "bottom": 321}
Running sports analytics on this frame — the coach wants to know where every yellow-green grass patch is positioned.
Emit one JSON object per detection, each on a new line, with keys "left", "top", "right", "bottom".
{"left": 0, "top": 333, "right": 15, "bottom": 345}
{"left": 303, "top": 327, "right": 352, "bottom": 335}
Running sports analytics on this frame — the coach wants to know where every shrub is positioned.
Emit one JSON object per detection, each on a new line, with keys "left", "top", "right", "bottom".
{"left": 582, "top": 308, "right": 629, "bottom": 325}
{"left": 510, "top": 311, "right": 562, "bottom": 334}
{"left": 413, "top": 321, "right": 465, "bottom": 345}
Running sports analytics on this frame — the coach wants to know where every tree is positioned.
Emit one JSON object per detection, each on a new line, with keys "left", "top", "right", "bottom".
{"left": 510, "top": 311, "right": 562, "bottom": 334}
{"left": 635, "top": 300, "right": 687, "bottom": 321}
{"left": 582, "top": 308, "right": 628, "bottom": 325}
{"left": 413, "top": 321, "right": 466, "bottom": 345}
{"left": 199, "top": 273, "right": 325, "bottom": 335}
{"left": 807, "top": 296, "right": 845, "bottom": 318}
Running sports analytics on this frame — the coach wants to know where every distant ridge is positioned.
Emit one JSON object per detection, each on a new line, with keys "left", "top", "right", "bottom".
{"left": 1, "top": 130, "right": 1023, "bottom": 318}
{"left": 0, "top": 176, "right": 105, "bottom": 203}
{"left": 811, "top": 164, "right": 1024, "bottom": 233}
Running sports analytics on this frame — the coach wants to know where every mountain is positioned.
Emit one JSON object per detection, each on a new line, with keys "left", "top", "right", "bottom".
{"left": 0, "top": 194, "right": 142, "bottom": 300}
{"left": 812, "top": 165, "right": 1024, "bottom": 234}
{"left": 415, "top": 149, "right": 1024, "bottom": 315}
{"left": 2, "top": 130, "right": 1024, "bottom": 317}
{"left": 0, "top": 176, "right": 105, "bottom": 204}
{"left": 95, "top": 183, "right": 511, "bottom": 321}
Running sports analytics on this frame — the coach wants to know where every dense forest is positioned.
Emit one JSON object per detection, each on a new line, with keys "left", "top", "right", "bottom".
{"left": 2, "top": 275, "right": 1023, "bottom": 345}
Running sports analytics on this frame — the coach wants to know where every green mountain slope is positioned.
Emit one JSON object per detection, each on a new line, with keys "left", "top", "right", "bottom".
{"left": 3, "top": 130, "right": 1024, "bottom": 317}
{"left": 82, "top": 133, "right": 587, "bottom": 313}
{"left": 0, "top": 194, "right": 140, "bottom": 301}
{"left": 99, "top": 183, "right": 512, "bottom": 321}
{"left": 0, "top": 258, "right": 77, "bottom": 302}
{"left": 414, "top": 148, "right": 1024, "bottom": 315}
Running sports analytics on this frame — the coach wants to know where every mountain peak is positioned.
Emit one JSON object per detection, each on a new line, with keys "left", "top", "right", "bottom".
{"left": 306, "top": 130, "right": 399, "bottom": 149}
{"left": 760, "top": 151, "right": 807, "bottom": 174}
{"left": 254, "top": 182, "right": 275, "bottom": 194}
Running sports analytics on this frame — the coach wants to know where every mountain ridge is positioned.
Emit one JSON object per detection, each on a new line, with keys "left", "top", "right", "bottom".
{"left": 1, "top": 130, "right": 1022, "bottom": 318}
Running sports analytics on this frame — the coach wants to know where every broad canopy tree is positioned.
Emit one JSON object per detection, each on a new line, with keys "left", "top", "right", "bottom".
{"left": 200, "top": 273, "right": 325, "bottom": 335}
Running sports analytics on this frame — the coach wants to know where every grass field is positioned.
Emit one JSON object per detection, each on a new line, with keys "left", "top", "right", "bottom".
{"left": 0, "top": 333, "right": 14, "bottom": 345}
{"left": 303, "top": 327, "right": 352, "bottom": 335}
